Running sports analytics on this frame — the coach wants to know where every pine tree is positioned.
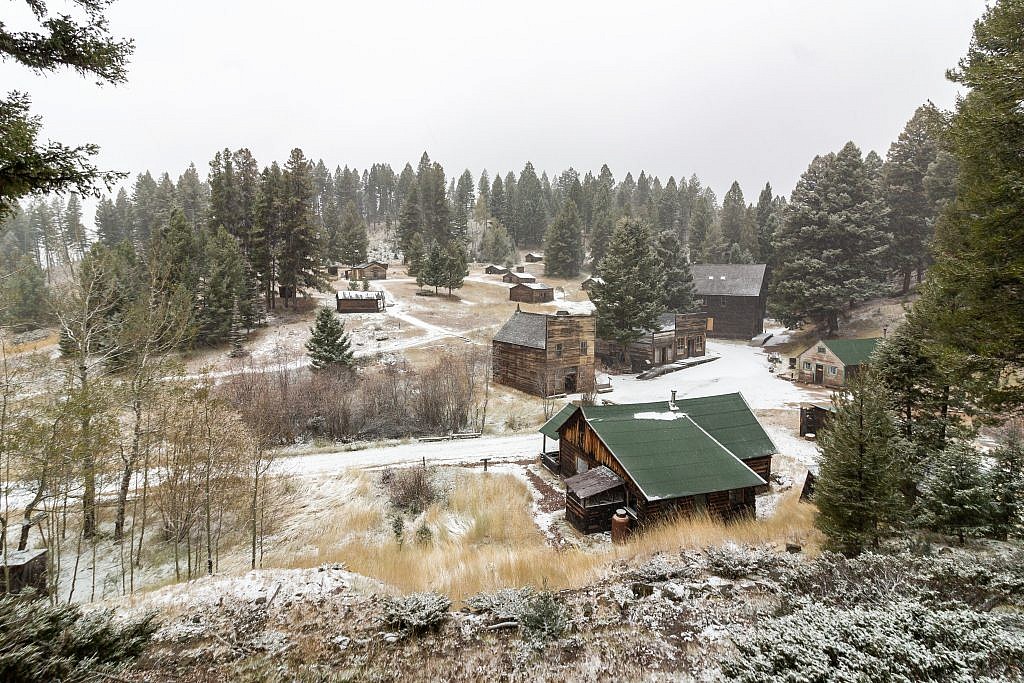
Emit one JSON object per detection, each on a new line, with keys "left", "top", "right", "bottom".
{"left": 592, "top": 217, "right": 666, "bottom": 365}
{"left": 815, "top": 372, "right": 903, "bottom": 555}
{"left": 94, "top": 196, "right": 122, "bottom": 247}
{"left": 478, "top": 221, "right": 514, "bottom": 266}
{"left": 770, "top": 142, "right": 889, "bottom": 334}
{"left": 398, "top": 181, "right": 423, "bottom": 260}
{"left": 196, "top": 227, "right": 245, "bottom": 345}
{"left": 338, "top": 200, "right": 369, "bottom": 265}
{"left": 656, "top": 229, "right": 695, "bottom": 312}
{"left": 989, "top": 428, "right": 1024, "bottom": 541}
{"left": 306, "top": 306, "right": 354, "bottom": 372}
{"left": 543, "top": 199, "right": 584, "bottom": 277}
{"left": 420, "top": 242, "right": 445, "bottom": 295}
{"left": 720, "top": 181, "right": 746, "bottom": 248}
{"left": 278, "top": 148, "right": 325, "bottom": 308}
{"left": 915, "top": 442, "right": 993, "bottom": 544}
{"left": 442, "top": 240, "right": 468, "bottom": 296}
{"left": 514, "top": 162, "right": 548, "bottom": 246}
{"left": 588, "top": 187, "right": 615, "bottom": 270}
{"left": 227, "top": 300, "right": 247, "bottom": 357}
{"left": 407, "top": 232, "right": 426, "bottom": 276}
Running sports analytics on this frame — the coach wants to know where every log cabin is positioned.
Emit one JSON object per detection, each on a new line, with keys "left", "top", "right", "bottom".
{"left": 525, "top": 252, "right": 544, "bottom": 263}
{"left": 343, "top": 261, "right": 389, "bottom": 280}
{"left": 540, "top": 392, "right": 774, "bottom": 533}
{"left": 691, "top": 263, "right": 768, "bottom": 339}
{"left": 596, "top": 312, "right": 708, "bottom": 371}
{"left": 485, "top": 264, "right": 510, "bottom": 275}
{"left": 492, "top": 309, "right": 596, "bottom": 397}
{"left": 793, "top": 337, "right": 881, "bottom": 387}
{"left": 581, "top": 276, "right": 605, "bottom": 293}
{"left": 509, "top": 282, "right": 555, "bottom": 303}
{"left": 503, "top": 271, "right": 537, "bottom": 284}
{"left": 336, "top": 290, "right": 385, "bottom": 313}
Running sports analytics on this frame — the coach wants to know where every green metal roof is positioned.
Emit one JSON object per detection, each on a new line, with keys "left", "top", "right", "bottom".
{"left": 540, "top": 403, "right": 577, "bottom": 440}
{"left": 823, "top": 337, "right": 882, "bottom": 367}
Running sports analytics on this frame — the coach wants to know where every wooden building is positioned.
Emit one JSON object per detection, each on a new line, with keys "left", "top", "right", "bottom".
{"left": 540, "top": 392, "right": 773, "bottom": 532}
{"left": 327, "top": 263, "right": 342, "bottom": 276}
{"left": 336, "top": 290, "right": 385, "bottom": 313}
{"left": 503, "top": 271, "right": 537, "bottom": 284}
{"left": 596, "top": 312, "right": 708, "bottom": 371}
{"left": 525, "top": 252, "right": 544, "bottom": 263}
{"left": 509, "top": 282, "right": 555, "bottom": 303}
{"left": 1, "top": 549, "right": 47, "bottom": 595}
{"left": 492, "top": 309, "right": 596, "bottom": 397}
{"left": 343, "top": 261, "right": 389, "bottom": 280}
{"left": 691, "top": 264, "right": 768, "bottom": 339}
{"left": 581, "top": 276, "right": 605, "bottom": 293}
{"left": 485, "top": 264, "right": 510, "bottom": 275}
{"left": 793, "top": 337, "right": 881, "bottom": 387}
{"left": 800, "top": 402, "right": 834, "bottom": 437}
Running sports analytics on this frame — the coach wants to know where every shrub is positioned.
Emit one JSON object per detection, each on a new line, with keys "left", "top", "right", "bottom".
{"left": 381, "top": 592, "right": 451, "bottom": 633}
{"left": 0, "top": 595, "right": 157, "bottom": 683}
{"left": 702, "top": 543, "right": 781, "bottom": 579}
{"left": 465, "top": 588, "right": 535, "bottom": 622}
{"left": 518, "top": 591, "right": 567, "bottom": 642}
{"left": 381, "top": 467, "right": 439, "bottom": 513}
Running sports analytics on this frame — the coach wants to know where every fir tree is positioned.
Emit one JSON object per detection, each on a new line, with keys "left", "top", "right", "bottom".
{"left": 442, "top": 240, "right": 469, "bottom": 296}
{"left": 720, "top": 181, "right": 746, "bottom": 248}
{"left": 543, "top": 199, "right": 584, "bottom": 277}
{"left": 656, "top": 229, "right": 695, "bottom": 312}
{"left": 306, "top": 306, "right": 354, "bottom": 372}
{"left": 815, "top": 372, "right": 903, "bottom": 555}
{"left": 514, "top": 162, "right": 548, "bottom": 246}
{"left": 420, "top": 242, "right": 445, "bottom": 295}
{"left": 406, "top": 232, "right": 426, "bottom": 277}
{"left": 278, "top": 148, "right": 325, "bottom": 307}
{"left": 338, "top": 200, "right": 369, "bottom": 265}
{"left": 196, "top": 227, "right": 245, "bottom": 345}
{"left": 398, "top": 181, "right": 423, "bottom": 260}
{"left": 478, "top": 221, "right": 514, "bottom": 266}
{"left": 592, "top": 218, "right": 666, "bottom": 366}
{"left": 915, "top": 442, "right": 993, "bottom": 545}
{"left": 989, "top": 428, "right": 1024, "bottom": 541}
{"left": 227, "top": 300, "right": 247, "bottom": 357}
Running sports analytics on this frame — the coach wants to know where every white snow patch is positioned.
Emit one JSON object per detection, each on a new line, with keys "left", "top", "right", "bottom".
{"left": 632, "top": 411, "right": 686, "bottom": 421}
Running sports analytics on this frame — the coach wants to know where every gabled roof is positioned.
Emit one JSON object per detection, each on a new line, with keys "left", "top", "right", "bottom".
{"left": 821, "top": 337, "right": 882, "bottom": 366}
{"left": 508, "top": 272, "right": 537, "bottom": 282}
{"left": 691, "top": 264, "right": 767, "bottom": 297}
{"left": 538, "top": 392, "right": 773, "bottom": 500}
{"left": 350, "top": 261, "right": 388, "bottom": 269}
{"left": 582, "top": 276, "right": 605, "bottom": 285}
{"left": 514, "top": 282, "right": 553, "bottom": 290}
{"left": 565, "top": 466, "right": 624, "bottom": 498}
{"left": 493, "top": 310, "right": 547, "bottom": 350}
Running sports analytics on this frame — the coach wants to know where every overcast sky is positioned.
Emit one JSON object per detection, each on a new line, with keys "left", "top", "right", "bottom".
{"left": 4, "top": 0, "right": 987, "bottom": 204}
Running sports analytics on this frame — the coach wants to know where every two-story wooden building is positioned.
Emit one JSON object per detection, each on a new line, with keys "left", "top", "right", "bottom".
{"left": 691, "top": 263, "right": 768, "bottom": 340}
{"left": 539, "top": 392, "right": 773, "bottom": 532}
{"left": 793, "top": 337, "right": 881, "bottom": 387}
{"left": 596, "top": 312, "right": 708, "bottom": 371}
{"left": 492, "top": 309, "right": 596, "bottom": 397}
{"left": 344, "top": 261, "right": 389, "bottom": 281}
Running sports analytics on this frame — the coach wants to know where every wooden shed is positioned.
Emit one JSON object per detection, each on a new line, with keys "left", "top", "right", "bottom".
{"left": 344, "top": 261, "right": 389, "bottom": 281}
{"left": 540, "top": 392, "right": 772, "bottom": 532}
{"left": 1, "top": 549, "right": 48, "bottom": 595}
{"left": 597, "top": 312, "right": 708, "bottom": 371}
{"left": 509, "top": 282, "right": 554, "bottom": 303}
{"left": 564, "top": 466, "right": 626, "bottom": 533}
{"left": 799, "top": 402, "right": 835, "bottom": 437}
{"left": 503, "top": 271, "right": 537, "bottom": 284}
{"left": 336, "top": 290, "right": 385, "bottom": 313}
{"left": 485, "top": 264, "right": 510, "bottom": 275}
{"left": 793, "top": 338, "right": 881, "bottom": 387}
{"left": 691, "top": 263, "right": 769, "bottom": 339}
{"left": 525, "top": 252, "right": 544, "bottom": 263}
{"left": 581, "top": 276, "right": 605, "bottom": 293}
{"left": 492, "top": 309, "right": 596, "bottom": 397}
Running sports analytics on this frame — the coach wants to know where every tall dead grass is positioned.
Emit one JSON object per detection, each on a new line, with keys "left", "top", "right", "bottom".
{"left": 265, "top": 468, "right": 820, "bottom": 603}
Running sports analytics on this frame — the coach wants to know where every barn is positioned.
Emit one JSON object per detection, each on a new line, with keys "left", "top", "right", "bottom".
{"left": 691, "top": 263, "right": 768, "bottom": 340}
{"left": 596, "top": 312, "right": 708, "bottom": 371}
{"left": 492, "top": 309, "right": 596, "bottom": 397}
{"left": 485, "top": 264, "right": 510, "bottom": 275}
{"left": 509, "top": 282, "right": 555, "bottom": 303}
{"left": 336, "top": 290, "right": 385, "bottom": 313}
{"left": 540, "top": 392, "right": 773, "bottom": 533}
{"left": 503, "top": 271, "right": 537, "bottom": 284}
{"left": 793, "top": 337, "right": 881, "bottom": 387}
{"left": 344, "top": 261, "right": 389, "bottom": 280}
{"left": 525, "top": 252, "right": 544, "bottom": 263}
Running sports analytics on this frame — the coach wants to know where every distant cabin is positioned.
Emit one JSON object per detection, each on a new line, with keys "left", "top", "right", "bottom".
{"left": 793, "top": 337, "right": 881, "bottom": 387}
{"left": 336, "top": 290, "right": 385, "bottom": 313}
{"left": 327, "top": 263, "right": 342, "bottom": 276}
{"left": 485, "top": 264, "right": 510, "bottom": 275}
{"left": 503, "top": 271, "right": 537, "bottom": 284}
{"left": 539, "top": 392, "right": 773, "bottom": 533}
{"left": 515, "top": 265, "right": 527, "bottom": 273}
{"left": 525, "top": 252, "right": 544, "bottom": 263}
{"left": 1, "top": 549, "right": 47, "bottom": 595}
{"left": 343, "top": 261, "right": 389, "bottom": 281}
{"left": 691, "top": 263, "right": 768, "bottom": 339}
{"left": 492, "top": 309, "right": 596, "bottom": 397}
{"left": 596, "top": 312, "right": 708, "bottom": 371}
{"left": 581, "top": 276, "right": 605, "bottom": 293}
{"left": 509, "top": 282, "right": 554, "bottom": 303}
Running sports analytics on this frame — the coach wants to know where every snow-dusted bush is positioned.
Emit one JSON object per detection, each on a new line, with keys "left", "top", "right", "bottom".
{"left": 381, "top": 592, "right": 451, "bottom": 633}
{"left": 721, "top": 602, "right": 1024, "bottom": 683}
{"left": 517, "top": 591, "right": 567, "bottom": 643}
{"left": 702, "top": 543, "right": 781, "bottom": 579}
{"left": 380, "top": 466, "right": 440, "bottom": 513}
{"left": 465, "top": 588, "right": 535, "bottom": 622}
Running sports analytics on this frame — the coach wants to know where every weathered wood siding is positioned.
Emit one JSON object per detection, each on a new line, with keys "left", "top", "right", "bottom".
{"left": 492, "top": 341, "right": 546, "bottom": 396}
{"left": 509, "top": 284, "right": 554, "bottom": 303}
{"left": 544, "top": 315, "right": 596, "bottom": 396}
{"left": 566, "top": 494, "right": 623, "bottom": 534}
{"left": 337, "top": 298, "right": 382, "bottom": 313}
{"left": 795, "top": 344, "right": 851, "bottom": 387}
{"left": 699, "top": 294, "right": 766, "bottom": 340}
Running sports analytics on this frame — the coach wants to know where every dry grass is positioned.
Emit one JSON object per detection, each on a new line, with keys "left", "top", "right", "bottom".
{"left": 263, "top": 466, "right": 820, "bottom": 603}
{"left": 5, "top": 330, "right": 59, "bottom": 355}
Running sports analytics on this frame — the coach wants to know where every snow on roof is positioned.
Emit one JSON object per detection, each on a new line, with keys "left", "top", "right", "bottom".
{"left": 690, "top": 264, "right": 767, "bottom": 297}
{"left": 336, "top": 290, "right": 383, "bottom": 300}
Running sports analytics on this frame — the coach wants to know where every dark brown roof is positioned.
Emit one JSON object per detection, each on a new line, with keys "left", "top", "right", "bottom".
{"left": 564, "top": 466, "right": 624, "bottom": 498}
{"left": 514, "top": 282, "right": 553, "bottom": 290}
{"left": 493, "top": 310, "right": 547, "bottom": 349}
{"left": 691, "top": 264, "right": 767, "bottom": 297}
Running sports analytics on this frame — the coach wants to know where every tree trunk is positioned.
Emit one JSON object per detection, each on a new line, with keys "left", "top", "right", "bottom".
{"left": 79, "top": 364, "right": 96, "bottom": 539}
{"left": 114, "top": 396, "right": 143, "bottom": 542}
{"left": 826, "top": 310, "right": 839, "bottom": 336}
{"left": 901, "top": 269, "right": 911, "bottom": 295}
{"left": 17, "top": 484, "right": 45, "bottom": 551}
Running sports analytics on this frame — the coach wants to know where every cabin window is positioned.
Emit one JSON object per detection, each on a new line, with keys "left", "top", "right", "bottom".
{"left": 580, "top": 340, "right": 588, "bottom": 355}
{"left": 576, "top": 457, "right": 589, "bottom": 474}
{"left": 555, "top": 343, "right": 563, "bottom": 358}
{"left": 803, "top": 361, "right": 812, "bottom": 370}
{"left": 828, "top": 365, "right": 838, "bottom": 376}
{"left": 817, "top": 345, "right": 826, "bottom": 354}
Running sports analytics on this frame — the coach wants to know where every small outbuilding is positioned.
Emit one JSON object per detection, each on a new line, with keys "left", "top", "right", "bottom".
{"left": 327, "top": 263, "right": 342, "bottom": 276}
{"left": 485, "top": 264, "right": 510, "bottom": 275}
{"left": 0, "top": 548, "right": 48, "bottom": 595}
{"left": 503, "top": 271, "right": 537, "bottom": 285}
{"left": 581, "top": 276, "right": 605, "bottom": 293}
{"left": 344, "top": 261, "right": 389, "bottom": 281}
{"left": 336, "top": 290, "right": 385, "bottom": 313}
{"left": 509, "top": 282, "right": 554, "bottom": 303}
{"left": 564, "top": 466, "right": 627, "bottom": 533}
{"left": 799, "top": 402, "right": 835, "bottom": 437}
{"left": 793, "top": 337, "right": 881, "bottom": 387}
{"left": 525, "top": 252, "right": 544, "bottom": 263}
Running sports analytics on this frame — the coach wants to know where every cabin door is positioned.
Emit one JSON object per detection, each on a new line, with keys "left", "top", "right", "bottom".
{"left": 686, "top": 338, "right": 696, "bottom": 357}
{"left": 814, "top": 364, "right": 824, "bottom": 384}
{"left": 564, "top": 372, "right": 577, "bottom": 394}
